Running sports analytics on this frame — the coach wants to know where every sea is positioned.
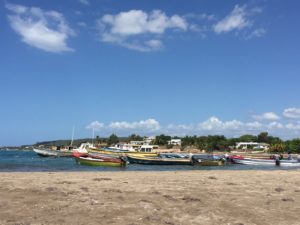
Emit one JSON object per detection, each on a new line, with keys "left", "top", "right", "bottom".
{"left": 0, "top": 150, "right": 299, "bottom": 172}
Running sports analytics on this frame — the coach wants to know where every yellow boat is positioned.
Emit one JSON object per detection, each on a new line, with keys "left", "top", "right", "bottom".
{"left": 87, "top": 146, "right": 158, "bottom": 157}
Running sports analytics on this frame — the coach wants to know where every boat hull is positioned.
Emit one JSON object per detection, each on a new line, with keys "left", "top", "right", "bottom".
{"left": 33, "top": 148, "right": 73, "bottom": 157}
{"left": 231, "top": 157, "right": 300, "bottom": 167}
{"left": 88, "top": 147, "right": 158, "bottom": 157}
{"left": 75, "top": 157, "right": 125, "bottom": 167}
{"left": 126, "top": 155, "right": 192, "bottom": 165}
{"left": 73, "top": 152, "right": 126, "bottom": 167}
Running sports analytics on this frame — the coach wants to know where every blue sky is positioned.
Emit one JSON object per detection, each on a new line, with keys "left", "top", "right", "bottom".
{"left": 1, "top": 0, "right": 300, "bottom": 146}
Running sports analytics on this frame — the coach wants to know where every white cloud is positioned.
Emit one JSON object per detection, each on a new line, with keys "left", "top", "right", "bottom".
{"left": 198, "top": 117, "right": 243, "bottom": 131}
{"left": 109, "top": 119, "right": 160, "bottom": 131}
{"left": 252, "top": 112, "right": 280, "bottom": 121}
{"left": 79, "top": 0, "right": 90, "bottom": 6}
{"left": 245, "top": 121, "right": 263, "bottom": 129}
{"left": 246, "top": 28, "right": 266, "bottom": 39}
{"left": 213, "top": 5, "right": 249, "bottom": 33}
{"left": 97, "top": 9, "right": 188, "bottom": 51}
{"left": 286, "top": 122, "right": 300, "bottom": 130}
{"left": 213, "top": 5, "right": 262, "bottom": 34}
{"left": 6, "top": 3, "right": 75, "bottom": 53}
{"left": 84, "top": 116, "right": 300, "bottom": 139}
{"left": 267, "top": 122, "right": 283, "bottom": 129}
{"left": 86, "top": 121, "right": 104, "bottom": 131}
{"left": 283, "top": 108, "right": 300, "bottom": 119}
{"left": 77, "top": 22, "right": 87, "bottom": 27}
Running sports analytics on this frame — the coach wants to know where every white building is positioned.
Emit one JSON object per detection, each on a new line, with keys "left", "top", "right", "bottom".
{"left": 168, "top": 139, "right": 182, "bottom": 146}
{"left": 236, "top": 142, "right": 269, "bottom": 150}
{"left": 144, "top": 136, "right": 156, "bottom": 145}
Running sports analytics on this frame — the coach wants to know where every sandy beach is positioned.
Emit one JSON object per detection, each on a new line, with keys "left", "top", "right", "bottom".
{"left": 0, "top": 171, "right": 300, "bottom": 225}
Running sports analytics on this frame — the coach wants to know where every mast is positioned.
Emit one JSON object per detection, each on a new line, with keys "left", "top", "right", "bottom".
{"left": 71, "top": 126, "right": 75, "bottom": 146}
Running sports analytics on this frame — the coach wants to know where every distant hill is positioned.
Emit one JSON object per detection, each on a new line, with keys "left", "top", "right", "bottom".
{"left": 34, "top": 137, "right": 129, "bottom": 147}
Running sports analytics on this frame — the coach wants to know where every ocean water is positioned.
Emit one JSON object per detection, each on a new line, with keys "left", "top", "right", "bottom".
{"left": 0, "top": 150, "right": 298, "bottom": 172}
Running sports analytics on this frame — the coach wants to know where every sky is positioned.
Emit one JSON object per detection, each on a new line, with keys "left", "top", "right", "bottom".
{"left": 1, "top": 0, "right": 300, "bottom": 146}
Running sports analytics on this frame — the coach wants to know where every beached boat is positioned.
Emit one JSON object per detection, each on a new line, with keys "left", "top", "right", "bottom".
{"left": 33, "top": 147, "right": 73, "bottom": 157}
{"left": 231, "top": 156, "right": 300, "bottom": 167}
{"left": 126, "top": 155, "right": 192, "bottom": 165}
{"left": 73, "top": 152, "right": 126, "bottom": 167}
{"left": 191, "top": 154, "right": 226, "bottom": 166}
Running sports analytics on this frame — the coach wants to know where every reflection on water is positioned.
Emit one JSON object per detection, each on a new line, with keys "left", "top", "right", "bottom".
{"left": 0, "top": 150, "right": 299, "bottom": 172}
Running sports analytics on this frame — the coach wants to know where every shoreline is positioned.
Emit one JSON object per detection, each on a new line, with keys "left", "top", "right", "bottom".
{"left": 1, "top": 171, "right": 300, "bottom": 225}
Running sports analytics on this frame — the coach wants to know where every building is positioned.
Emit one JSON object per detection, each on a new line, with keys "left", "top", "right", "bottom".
{"left": 144, "top": 136, "right": 156, "bottom": 145}
{"left": 168, "top": 139, "right": 182, "bottom": 146}
{"left": 235, "top": 142, "right": 269, "bottom": 150}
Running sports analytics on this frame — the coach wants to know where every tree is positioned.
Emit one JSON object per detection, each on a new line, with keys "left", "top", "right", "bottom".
{"left": 128, "top": 134, "right": 143, "bottom": 142}
{"left": 107, "top": 134, "right": 119, "bottom": 146}
{"left": 269, "top": 143, "right": 285, "bottom": 153}
{"left": 257, "top": 132, "right": 269, "bottom": 143}
{"left": 239, "top": 134, "right": 257, "bottom": 142}
{"left": 285, "top": 139, "right": 300, "bottom": 153}
{"left": 154, "top": 134, "right": 171, "bottom": 146}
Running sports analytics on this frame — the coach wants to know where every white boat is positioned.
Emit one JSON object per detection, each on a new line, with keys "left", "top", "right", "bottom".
{"left": 33, "top": 147, "right": 73, "bottom": 157}
{"left": 231, "top": 157, "right": 300, "bottom": 167}
{"left": 107, "top": 143, "right": 140, "bottom": 152}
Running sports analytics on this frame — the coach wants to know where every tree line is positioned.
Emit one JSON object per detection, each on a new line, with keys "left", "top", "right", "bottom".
{"left": 35, "top": 132, "right": 300, "bottom": 153}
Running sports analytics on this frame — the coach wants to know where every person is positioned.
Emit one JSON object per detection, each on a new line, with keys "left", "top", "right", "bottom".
{"left": 274, "top": 154, "right": 280, "bottom": 166}
{"left": 297, "top": 154, "right": 300, "bottom": 163}
{"left": 287, "top": 152, "right": 292, "bottom": 160}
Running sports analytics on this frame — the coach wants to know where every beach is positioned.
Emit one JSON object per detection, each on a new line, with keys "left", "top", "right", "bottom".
{"left": 0, "top": 171, "right": 300, "bottom": 225}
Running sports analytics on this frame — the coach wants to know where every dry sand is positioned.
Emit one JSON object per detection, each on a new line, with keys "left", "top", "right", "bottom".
{"left": 0, "top": 171, "right": 300, "bottom": 225}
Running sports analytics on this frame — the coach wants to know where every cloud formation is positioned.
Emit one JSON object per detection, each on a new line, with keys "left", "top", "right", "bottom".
{"left": 85, "top": 110, "right": 300, "bottom": 139}
{"left": 86, "top": 121, "right": 104, "bottom": 131}
{"left": 79, "top": 0, "right": 90, "bottom": 6}
{"left": 283, "top": 108, "right": 300, "bottom": 119}
{"left": 252, "top": 112, "right": 280, "bottom": 121}
{"left": 6, "top": 3, "right": 75, "bottom": 53}
{"left": 109, "top": 119, "right": 160, "bottom": 131}
{"left": 97, "top": 10, "right": 188, "bottom": 51}
{"left": 213, "top": 5, "right": 262, "bottom": 34}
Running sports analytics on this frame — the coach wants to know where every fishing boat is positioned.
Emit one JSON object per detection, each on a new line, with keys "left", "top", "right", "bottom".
{"left": 73, "top": 151, "right": 126, "bottom": 167}
{"left": 126, "top": 155, "right": 192, "bottom": 165}
{"left": 230, "top": 156, "right": 300, "bottom": 167}
{"left": 87, "top": 146, "right": 158, "bottom": 157}
{"left": 191, "top": 154, "right": 226, "bottom": 166}
{"left": 33, "top": 147, "right": 73, "bottom": 157}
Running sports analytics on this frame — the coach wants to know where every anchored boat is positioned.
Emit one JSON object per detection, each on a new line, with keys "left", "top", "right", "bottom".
{"left": 231, "top": 156, "right": 300, "bottom": 167}
{"left": 126, "top": 155, "right": 192, "bottom": 165}
{"left": 33, "top": 147, "right": 73, "bottom": 157}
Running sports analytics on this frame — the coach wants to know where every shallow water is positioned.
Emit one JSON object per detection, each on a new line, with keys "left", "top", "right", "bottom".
{"left": 0, "top": 150, "right": 299, "bottom": 172}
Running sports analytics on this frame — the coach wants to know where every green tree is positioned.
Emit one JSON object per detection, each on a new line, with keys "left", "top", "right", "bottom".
{"left": 107, "top": 134, "right": 119, "bottom": 146}
{"left": 239, "top": 134, "right": 257, "bottom": 142}
{"left": 128, "top": 134, "right": 143, "bottom": 141}
{"left": 153, "top": 134, "right": 171, "bottom": 146}
{"left": 257, "top": 132, "right": 269, "bottom": 143}
{"left": 285, "top": 139, "right": 300, "bottom": 153}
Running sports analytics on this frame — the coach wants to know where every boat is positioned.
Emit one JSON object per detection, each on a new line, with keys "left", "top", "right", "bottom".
{"left": 191, "top": 154, "right": 226, "bottom": 166}
{"left": 33, "top": 146, "right": 73, "bottom": 157}
{"left": 87, "top": 146, "right": 159, "bottom": 157}
{"left": 73, "top": 151, "right": 126, "bottom": 167}
{"left": 230, "top": 156, "right": 300, "bottom": 167}
{"left": 126, "top": 155, "right": 192, "bottom": 165}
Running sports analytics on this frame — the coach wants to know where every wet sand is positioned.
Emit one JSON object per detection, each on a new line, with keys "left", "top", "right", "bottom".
{"left": 0, "top": 171, "right": 300, "bottom": 225}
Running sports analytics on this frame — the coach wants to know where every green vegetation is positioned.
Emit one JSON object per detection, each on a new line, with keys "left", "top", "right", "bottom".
{"left": 24, "top": 132, "right": 300, "bottom": 153}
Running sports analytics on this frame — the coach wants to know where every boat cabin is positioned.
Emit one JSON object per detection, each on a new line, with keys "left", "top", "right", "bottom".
{"left": 139, "top": 145, "right": 159, "bottom": 152}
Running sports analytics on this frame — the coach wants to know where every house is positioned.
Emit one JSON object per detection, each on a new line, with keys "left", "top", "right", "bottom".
{"left": 144, "top": 136, "right": 156, "bottom": 145}
{"left": 167, "top": 139, "right": 182, "bottom": 146}
{"left": 235, "top": 142, "right": 269, "bottom": 150}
